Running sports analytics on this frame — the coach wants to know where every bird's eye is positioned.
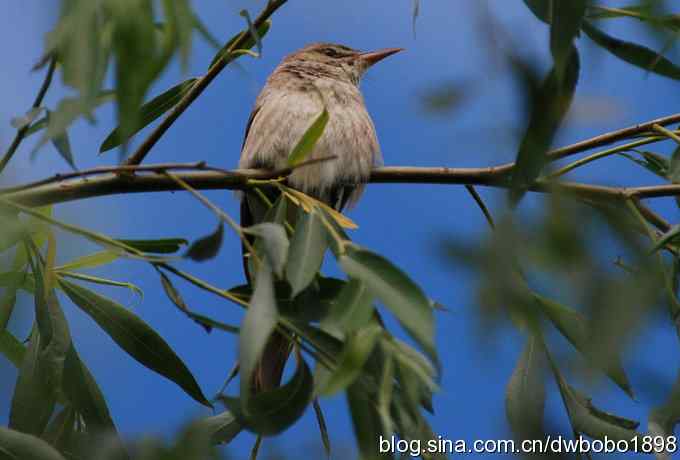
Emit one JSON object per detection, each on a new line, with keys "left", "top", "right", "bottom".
{"left": 322, "top": 48, "right": 340, "bottom": 58}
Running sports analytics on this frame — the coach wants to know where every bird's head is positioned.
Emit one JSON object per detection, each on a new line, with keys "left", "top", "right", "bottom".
{"left": 283, "top": 43, "right": 403, "bottom": 84}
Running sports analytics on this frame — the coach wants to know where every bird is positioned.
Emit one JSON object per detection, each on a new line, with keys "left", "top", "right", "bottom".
{"left": 238, "top": 42, "right": 402, "bottom": 392}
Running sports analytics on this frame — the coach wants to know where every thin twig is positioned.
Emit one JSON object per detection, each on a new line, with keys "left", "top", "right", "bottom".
{"left": 0, "top": 56, "right": 57, "bottom": 174}
{"left": 124, "top": 0, "right": 288, "bottom": 166}
{"left": 464, "top": 185, "right": 495, "bottom": 229}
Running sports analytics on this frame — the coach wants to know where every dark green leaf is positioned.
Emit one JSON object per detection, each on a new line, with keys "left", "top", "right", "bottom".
{"left": 209, "top": 20, "right": 271, "bottom": 69}
{"left": 550, "top": 0, "right": 586, "bottom": 81}
{"left": 59, "top": 279, "right": 211, "bottom": 407}
{"left": 184, "top": 222, "right": 224, "bottom": 262}
{"left": 312, "top": 400, "right": 331, "bottom": 458}
{"left": 41, "top": 406, "right": 77, "bottom": 455}
{"left": 669, "top": 146, "right": 680, "bottom": 182}
{"left": 316, "top": 322, "right": 383, "bottom": 396}
{"left": 0, "top": 427, "right": 67, "bottom": 460}
{"left": 618, "top": 149, "right": 670, "bottom": 179}
{"left": 244, "top": 223, "right": 289, "bottom": 278}
{"left": 0, "top": 329, "right": 25, "bottom": 369}
{"left": 223, "top": 358, "right": 313, "bottom": 436}
{"left": 510, "top": 49, "right": 580, "bottom": 203}
{"left": 534, "top": 294, "right": 634, "bottom": 398}
{"left": 99, "top": 78, "right": 198, "bottom": 153}
{"left": 286, "top": 210, "right": 328, "bottom": 296}
{"left": 287, "top": 109, "right": 330, "bottom": 167}
{"left": 0, "top": 287, "right": 18, "bottom": 330}
{"left": 9, "top": 327, "right": 57, "bottom": 436}
{"left": 239, "top": 10, "right": 261, "bottom": 55}
{"left": 583, "top": 21, "right": 680, "bottom": 80}
{"left": 239, "top": 265, "right": 278, "bottom": 405}
{"left": 339, "top": 246, "right": 437, "bottom": 368}
{"left": 651, "top": 224, "right": 680, "bottom": 253}
{"left": 505, "top": 335, "right": 546, "bottom": 439}
{"left": 116, "top": 237, "right": 188, "bottom": 254}
{"left": 287, "top": 276, "right": 345, "bottom": 324}
{"left": 62, "top": 344, "right": 117, "bottom": 433}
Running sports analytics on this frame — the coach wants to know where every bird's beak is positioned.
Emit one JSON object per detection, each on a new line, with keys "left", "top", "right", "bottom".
{"left": 359, "top": 47, "right": 404, "bottom": 66}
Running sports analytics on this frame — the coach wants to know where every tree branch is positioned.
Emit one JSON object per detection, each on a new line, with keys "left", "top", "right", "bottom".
{"left": 123, "top": 0, "right": 288, "bottom": 166}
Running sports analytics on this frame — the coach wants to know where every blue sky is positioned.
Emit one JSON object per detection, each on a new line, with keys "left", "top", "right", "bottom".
{"left": 2, "top": 1, "right": 680, "bottom": 458}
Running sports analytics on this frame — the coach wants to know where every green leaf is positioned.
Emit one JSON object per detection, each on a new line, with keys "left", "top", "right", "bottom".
{"left": 286, "top": 210, "right": 328, "bottom": 296}
{"left": 347, "top": 381, "right": 385, "bottom": 460}
{"left": 316, "top": 322, "right": 383, "bottom": 396}
{"left": 618, "top": 150, "right": 670, "bottom": 178}
{"left": 57, "top": 271, "right": 143, "bottom": 299}
{"left": 62, "top": 344, "right": 117, "bottom": 433}
{"left": 505, "top": 335, "right": 546, "bottom": 439}
{"left": 0, "top": 329, "right": 26, "bottom": 368}
{"left": 223, "top": 357, "right": 314, "bottom": 436}
{"left": 209, "top": 20, "right": 271, "bottom": 69}
{"left": 239, "top": 265, "right": 278, "bottom": 405}
{"left": 649, "top": 374, "right": 680, "bottom": 451}
{"left": 287, "top": 109, "right": 330, "bottom": 167}
{"left": 9, "top": 327, "right": 57, "bottom": 436}
{"left": 650, "top": 224, "right": 680, "bottom": 253}
{"left": 0, "top": 427, "right": 67, "bottom": 460}
{"left": 196, "top": 411, "right": 243, "bottom": 445}
{"left": 116, "top": 237, "right": 188, "bottom": 254}
{"left": 550, "top": 0, "right": 586, "bottom": 81}
{"left": 59, "top": 279, "right": 211, "bottom": 407}
{"left": 510, "top": 49, "right": 580, "bottom": 203}
{"left": 669, "top": 146, "right": 680, "bottom": 183}
{"left": 55, "top": 250, "right": 119, "bottom": 272}
{"left": 339, "top": 246, "right": 437, "bottom": 369}
{"left": 184, "top": 222, "right": 224, "bottom": 262}
{"left": 99, "top": 78, "right": 198, "bottom": 153}
{"left": 0, "top": 286, "right": 18, "bottom": 330}
{"left": 239, "top": 9, "right": 261, "bottom": 55}
{"left": 583, "top": 22, "right": 680, "bottom": 80}
{"left": 50, "top": 127, "right": 76, "bottom": 170}
{"left": 320, "top": 278, "right": 374, "bottom": 337}
{"left": 244, "top": 223, "right": 289, "bottom": 278}
{"left": 534, "top": 294, "right": 634, "bottom": 398}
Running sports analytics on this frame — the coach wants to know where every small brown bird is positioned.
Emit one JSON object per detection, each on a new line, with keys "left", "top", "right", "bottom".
{"left": 239, "top": 43, "right": 402, "bottom": 391}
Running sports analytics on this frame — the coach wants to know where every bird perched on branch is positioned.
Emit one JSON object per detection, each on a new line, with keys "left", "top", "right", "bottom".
{"left": 239, "top": 42, "right": 402, "bottom": 392}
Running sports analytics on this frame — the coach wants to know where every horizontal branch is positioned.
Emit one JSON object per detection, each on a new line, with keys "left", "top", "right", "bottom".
{"left": 3, "top": 164, "right": 676, "bottom": 209}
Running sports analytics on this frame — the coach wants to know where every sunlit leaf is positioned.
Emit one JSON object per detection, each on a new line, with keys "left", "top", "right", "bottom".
{"left": 55, "top": 250, "right": 119, "bottom": 272}
{"left": 287, "top": 109, "right": 330, "bottom": 167}
{"left": 239, "top": 265, "right": 278, "bottom": 406}
{"left": 196, "top": 411, "right": 243, "bottom": 445}
{"left": 339, "top": 245, "right": 438, "bottom": 368}
{"left": 286, "top": 210, "right": 328, "bottom": 296}
{"left": 185, "top": 222, "right": 224, "bottom": 262}
{"left": 60, "top": 279, "right": 211, "bottom": 407}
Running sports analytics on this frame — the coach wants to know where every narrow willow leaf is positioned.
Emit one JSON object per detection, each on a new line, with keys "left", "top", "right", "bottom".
{"left": 339, "top": 246, "right": 437, "bottom": 368}
{"left": 347, "top": 381, "right": 384, "bottom": 460}
{"left": 286, "top": 210, "right": 328, "bottom": 296}
{"left": 239, "top": 265, "right": 278, "bottom": 406}
{"left": 320, "top": 278, "right": 374, "bottom": 337}
{"left": 99, "top": 78, "right": 198, "bottom": 153}
{"left": 651, "top": 224, "right": 680, "bottom": 253}
{"left": 51, "top": 129, "right": 76, "bottom": 170}
{"left": 209, "top": 20, "right": 271, "bottom": 69}
{"left": 534, "top": 294, "right": 634, "bottom": 398}
{"left": 583, "top": 22, "right": 680, "bottom": 80}
{"left": 185, "top": 222, "right": 224, "bottom": 262}
{"left": 316, "top": 323, "right": 383, "bottom": 396}
{"left": 55, "top": 250, "right": 119, "bottom": 272}
{"left": 59, "top": 279, "right": 211, "bottom": 407}
{"left": 0, "top": 427, "right": 67, "bottom": 460}
{"left": 559, "top": 379, "right": 641, "bottom": 442}
{"left": 57, "top": 271, "right": 143, "bottom": 299}
{"left": 287, "top": 109, "right": 330, "bottom": 166}
{"left": 312, "top": 400, "right": 331, "bottom": 458}
{"left": 618, "top": 150, "right": 669, "bottom": 179}
{"left": 196, "top": 411, "right": 243, "bottom": 445}
{"left": 224, "top": 357, "right": 313, "bottom": 436}
{"left": 116, "top": 237, "right": 188, "bottom": 254}
{"left": 239, "top": 9, "right": 261, "bottom": 55}
{"left": 62, "top": 344, "right": 117, "bottom": 433}
{"left": 0, "top": 329, "right": 26, "bottom": 368}
{"left": 9, "top": 328, "right": 57, "bottom": 435}
{"left": 510, "top": 49, "right": 580, "bottom": 203}
{"left": 524, "top": 0, "right": 552, "bottom": 24}
{"left": 506, "top": 335, "right": 546, "bottom": 439}
{"left": 550, "top": 0, "right": 586, "bottom": 81}
{"left": 244, "top": 223, "right": 289, "bottom": 278}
